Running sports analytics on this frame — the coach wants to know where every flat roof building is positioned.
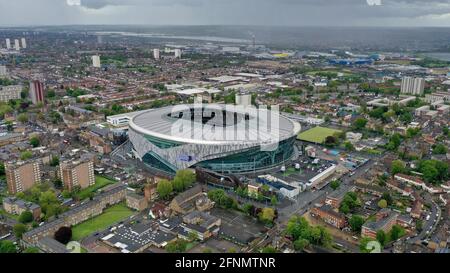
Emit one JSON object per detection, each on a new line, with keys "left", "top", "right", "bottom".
{"left": 5, "top": 160, "right": 41, "bottom": 195}
{"left": 59, "top": 158, "right": 95, "bottom": 191}
{"left": 0, "top": 85, "right": 22, "bottom": 102}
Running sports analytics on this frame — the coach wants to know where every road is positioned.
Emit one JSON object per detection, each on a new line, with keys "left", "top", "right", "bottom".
{"left": 406, "top": 193, "right": 442, "bottom": 245}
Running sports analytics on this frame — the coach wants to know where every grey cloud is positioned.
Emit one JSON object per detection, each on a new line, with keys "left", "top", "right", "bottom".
{"left": 1, "top": 0, "right": 450, "bottom": 26}
{"left": 76, "top": 0, "right": 450, "bottom": 19}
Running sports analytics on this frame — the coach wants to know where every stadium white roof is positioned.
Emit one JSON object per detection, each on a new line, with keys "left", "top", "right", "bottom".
{"left": 129, "top": 104, "right": 301, "bottom": 146}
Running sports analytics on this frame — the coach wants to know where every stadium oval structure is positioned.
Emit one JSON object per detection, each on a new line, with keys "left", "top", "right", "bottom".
{"left": 129, "top": 104, "right": 301, "bottom": 175}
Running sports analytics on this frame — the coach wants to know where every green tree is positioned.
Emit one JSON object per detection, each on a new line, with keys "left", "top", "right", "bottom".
{"left": 285, "top": 216, "right": 332, "bottom": 249}
{"left": 349, "top": 215, "right": 365, "bottom": 232}
{"left": 19, "top": 210, "right": 33, "bottom": 224}
{"left": 353, "top": 118, "right": 368, "bottom": 130}
{"left": 432, "top": 144, "right": 448, "bottom": 155}
{"left": 23, "top": 247, "right": 40, "bottom": 253}
{"left": 386, "top": 133, "right": 402, "bottom": 151}
{"left": 30, "top": 136, "right": 40, "bottom": 148}
{"left": 188, "top": 231, "right": 199, "bottom": 242}
{"left": 376, "top": 230, "right": 387, "bottom": 246}
{"left": 391, "top": 160, "right": 406, "bottom": 176}
{"left": 61, "top": 190, "right": 72, "bottom": 199}
{"left": 443, "top": 126, "right": 449, "bottom": 136}
{"left": 339, "top": 192, "right": 360, "bottom": 214}
{"left": 0, "top": 240, "right": 17, "bottom": 253}
{"left": 17, "top": 113, "right": 28, "bottom": 123}
{"left": 20, "top": 151, "right": 33, "bottom": 160}
{"left": 172, "top": 170, "right": 196, "bottom": 192}
{"left": 53, "top": 179, "right": 63, "bottom": 189}
{"left": 50, "top": 156, "right": 60, "bottom": 167}
{"left": 330, "top": 180, "right": 340, "bottom": 190}
{"left": 39, "top": 190, "right": 61, "bottom": 219}
{"left": 382, "top": 193, "right": 393, "bottom": 206}
{"left": 0, "top": 162, "right": 5, "bottom": 176}
{"left": 324, "top": 136, "right": 338, "bottom": 147}
{"left": 172, "top": 178, "right": 184, "bottom": 192}
{"left": 390, "top": 225, "right": 404, "bottom": 241}
{"left": 293, "top": 238, "right": 310, "bottom": 251}
{"left": 262, "top": 246, "right": 277, "bottom": 253}
{"left": 359, "top": 237, "right": 376, "bottom": 253}
{"left": 157, "top": 179, "right": 173, "bottom": 199}
{"left": 378, "top": 199, "right": 388, "bottom": 209}
{"left": 13, "top": 223, "right": 28, "bottom": 238}
{"left": 344, "top": 141, "right": 354, "bottom": 151}
{"left": 271, "top": 195, "right": 278, "bottom": 206}
{"left": 420, "top": 162, "right": 440, "bottom": 184}
{"left": 340, "top": 203, "right": 350, "bottom": 214}
{"left": 227, "top": 247, "right": 237, "bottom": 253}
{"left": 208, "top": 189, "right": 236, "bottom": 209}
{"left": 165, "top": 239, "right": 188, "bottom": 253}
{"left": 259, "top": 207, "right": 276, "bottom": 224}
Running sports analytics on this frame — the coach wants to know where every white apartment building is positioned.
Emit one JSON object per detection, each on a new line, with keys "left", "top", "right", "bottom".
{"left": 401, "top": 77, "right": 425, "bottom": 95}
{"left": 0, "top": 85, "right": 22, "bottom": 102}
{"left": 92, "top": 55, "right": 101, "bottom": 68}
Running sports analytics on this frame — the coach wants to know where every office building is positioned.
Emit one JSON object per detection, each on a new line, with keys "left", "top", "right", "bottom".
{"left": 400, "top": 77, "right": 425, "bottom": 95}
{"left": 92, "top": 55, "right": 101, "bottom": 68}
{"left": 59, "top": 159, "right": 95, "bottom": 191}
{"left": 6, "top": 160, "right": 42, "bottom": 195}
{"left": 5, "top": 38, "right": 11, "bottom": 49}
{"left": 21, "top": 38, "right": 27, "bottom": 49}
{"left": 0, "top": 85, "right": 22, "bottom": 102}
{"left": 29, "top": 80, "right": 45, "bottom": 105}
{"left": 153, "top": 48, "right": 160, "bottom": 60}
{"left": 0, "top": 65, "right": 7, "bottom": 76}
{"left": 14, "top": 39, "right": 20, "bottom": 51}
{"left": 174, "top": 49, "right": 182, "bottom": 59}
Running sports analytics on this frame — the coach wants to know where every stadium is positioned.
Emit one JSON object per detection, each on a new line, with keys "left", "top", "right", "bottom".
{"left": 128, "top": 104, "right": 301, "bottom": 175}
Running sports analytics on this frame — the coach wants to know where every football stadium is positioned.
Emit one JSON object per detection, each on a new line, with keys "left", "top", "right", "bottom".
{"left": 128, "top": 104, "right": 301, "bottom": 175}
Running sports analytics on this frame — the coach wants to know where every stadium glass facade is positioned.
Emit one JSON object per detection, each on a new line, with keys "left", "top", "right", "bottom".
{"left": 194, "top": 137, "right": 296, "bottom": 173}
{"left": 136, "top": 134, "right": 296, "bottom": 175}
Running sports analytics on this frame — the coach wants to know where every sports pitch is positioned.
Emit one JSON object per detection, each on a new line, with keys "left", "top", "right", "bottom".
{"left": 297, "top": 126, "right": 343, "bottom": 144}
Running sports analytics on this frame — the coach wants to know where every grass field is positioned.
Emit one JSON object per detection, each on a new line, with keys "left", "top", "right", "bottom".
{"left": 75, "top": 176, "right": 116, "bottom": 200}
{"left": 297, "top": 127, "right": 343, "bottom": 144}
{"left": 71, "top": 203, "right": 135, "bottom": 241}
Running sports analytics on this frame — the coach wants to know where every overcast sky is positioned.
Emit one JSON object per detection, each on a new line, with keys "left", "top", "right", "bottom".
{"left": 1, "top": 0, "right": 450, "bottom": 27}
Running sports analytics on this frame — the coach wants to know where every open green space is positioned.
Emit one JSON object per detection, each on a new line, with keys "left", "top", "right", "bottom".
{"left": 297, "top": 127, "right": 343, "bottom": 144}
{"left": 75, "top": 176, "right": 117, "bottom": 200}
{"left": 71, "top": 203, "right": 135, "bottom": 241}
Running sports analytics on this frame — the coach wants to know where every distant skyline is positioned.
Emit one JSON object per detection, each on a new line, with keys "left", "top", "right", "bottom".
{"left": 1, "top": 0, "right": 450, "bottom": 27}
